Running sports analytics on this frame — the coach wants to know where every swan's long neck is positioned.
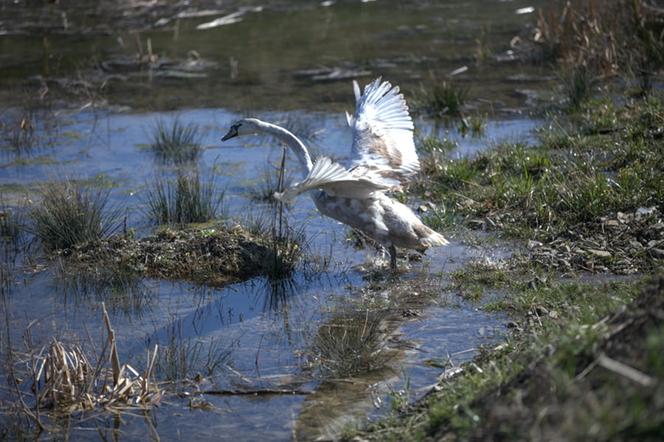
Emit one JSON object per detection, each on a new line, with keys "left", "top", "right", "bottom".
{"left": 254, "top": 120, "right": 313, "bottom": 176}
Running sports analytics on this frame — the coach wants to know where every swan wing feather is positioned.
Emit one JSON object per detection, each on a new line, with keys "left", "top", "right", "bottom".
{"left": 349, "top": 78, "right": 420, "bottom": 185}
{"left": 275, "top": 156, "right": 391, "bottom": 201}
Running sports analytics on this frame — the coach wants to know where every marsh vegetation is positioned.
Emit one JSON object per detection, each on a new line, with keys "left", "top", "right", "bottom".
{"left": 1, "top": 0, "right": 663, "bottom": 440}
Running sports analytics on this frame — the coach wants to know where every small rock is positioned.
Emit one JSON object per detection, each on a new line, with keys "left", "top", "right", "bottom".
{"left": 527, "top": 240, "right": 543, "bottom": 249}
{"left": 588, "top": 249, "right": 611, "bottom": 258}
{"left": 651, "top": 248, "right": 664, "bottom": 258}
{"left": 636, "top": 206, "right": 656, "bottom": 217}
{"left": 418, "top": 204, "right": 428, "bottom": 213}
{"left": 402, "top": 309, "right": 420, "bottom": 318}
{"left": 617, "top": 212, "right": 632, "bottom": 223}
{"left": 548, "top": 310, "right": 559, "bottom": 319}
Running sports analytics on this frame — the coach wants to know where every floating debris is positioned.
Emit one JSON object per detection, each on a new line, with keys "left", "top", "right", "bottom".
{"left": 196, "top": 7, "right": 263, "bottom": 30}
{"left": 293, "top": 66, "right": 372, "bottom": 82}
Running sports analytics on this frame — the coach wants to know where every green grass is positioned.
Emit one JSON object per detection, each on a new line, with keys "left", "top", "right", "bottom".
{"left": 149, "top": 118, "right": 202, "bottom": 163}
{"left": 417, "top": 134, "right": 457, "bottom": 156}
{"left": 30, "top": 180, "right": 119, "bottom": 251}
{"left": 247, "top": 164, "right": 293, "bottom": 204}
{"left": 146, "top": 170, "right": 223, "bottom": 226}
{"left": 156, "top": 320, "right": 232, "bottom": 383}
{"left": 418, "top": 96, "right": 664, "bottom": 273}
{"left": 450, "top": 262, "right": 511, "bottom": 300}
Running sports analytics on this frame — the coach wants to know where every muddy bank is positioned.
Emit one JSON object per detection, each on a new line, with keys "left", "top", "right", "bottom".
{"left": 61, "top": 224, "right": 289, "bottom": 287}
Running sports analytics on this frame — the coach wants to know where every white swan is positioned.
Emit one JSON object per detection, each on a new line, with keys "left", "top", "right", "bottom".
{"left": 221, "top": 78, "right": 448, "bottom": 270}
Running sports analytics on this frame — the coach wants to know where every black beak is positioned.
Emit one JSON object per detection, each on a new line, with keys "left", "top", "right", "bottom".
{"left": 221, "top": 127, "right": 237, "bottom": 142}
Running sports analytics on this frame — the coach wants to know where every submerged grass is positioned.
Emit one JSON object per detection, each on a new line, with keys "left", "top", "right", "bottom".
{"left": 53, "top": 257, "right": 152, "bottom": 317}
{"left": 30, "top": 180, "right": 119, "bottom": 251}
{"left": 156, "top": 320, "right": 233, "bottom": 384}
{"left": 0, "top": 198, "right": 26, "bottom": 252}
{"left": 146, "top": 169, "right": 223, "bottom": 226}
{"left": 0, "top": 89, "right": 60, "bottom": 156}
{"left": 312, "top": 308, "right": 390, "bottom": 378}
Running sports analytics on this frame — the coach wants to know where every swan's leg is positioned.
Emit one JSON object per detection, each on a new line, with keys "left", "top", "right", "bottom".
{"left": 389, "top": 245, "right": 397, "bottom": 270}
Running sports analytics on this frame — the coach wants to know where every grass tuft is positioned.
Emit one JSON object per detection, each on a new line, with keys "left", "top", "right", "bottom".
{"left": 146, "top": 170, "right": 223, "bottom": 225}
{"left": 248, "top": 163, "right": 294, "bottom": 204}
{"left": 417, "top": 80, "right": 469, "bottom": 118}
{"left": 149, "top": 118, "right": 202, "bottom": 163}
{"left": 559, "top": 64, "right": 597, "bottom": 109}
{"left": 31, "top": 181, "right": 119, "bottom": 251}
{"left": 242, "top": 210, "right": 304, "bottom": 280}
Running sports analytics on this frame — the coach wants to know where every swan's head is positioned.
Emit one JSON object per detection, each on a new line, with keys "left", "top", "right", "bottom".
{"left": 221, "top": 118, "right": 261, "bottom": 141}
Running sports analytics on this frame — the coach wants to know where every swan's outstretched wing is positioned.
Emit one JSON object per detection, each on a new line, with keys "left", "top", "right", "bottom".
{"left": 274, "top": 157, "right": 391, "bottom": 201}
{"left": 348, "top": 78, "right": 419, "bottom": 186}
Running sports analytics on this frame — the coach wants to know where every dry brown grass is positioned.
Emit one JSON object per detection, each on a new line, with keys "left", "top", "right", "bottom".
{"left": 32, "top": 304, "right": 161, "bottom": 414}
{"left": 528, "top": 0, "right": 664, "bottom": 89}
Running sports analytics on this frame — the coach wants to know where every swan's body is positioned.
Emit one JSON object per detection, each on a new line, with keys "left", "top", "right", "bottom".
{"left": 222, "top": 78, "right": 448, "bottom": 269}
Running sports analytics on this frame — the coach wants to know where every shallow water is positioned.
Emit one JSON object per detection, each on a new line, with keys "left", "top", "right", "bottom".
{"left": 1, "top": 0, "right": 546, "bottom": 439}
